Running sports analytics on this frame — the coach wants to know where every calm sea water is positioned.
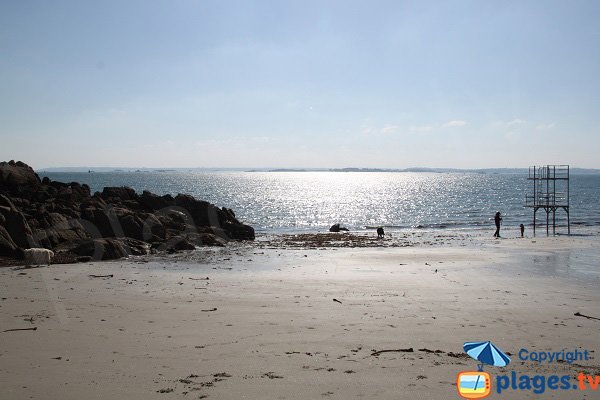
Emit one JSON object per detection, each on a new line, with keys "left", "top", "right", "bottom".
{"left": 41, "top": 171, "right": 600, "bottom": 235}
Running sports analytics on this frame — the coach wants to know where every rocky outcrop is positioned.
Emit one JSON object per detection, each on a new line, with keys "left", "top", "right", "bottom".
{"left": 0, "top": 161, "right": 255, "bottom": 262}
{"left": 0, "top": 160, "right": 41, "bottom": 187}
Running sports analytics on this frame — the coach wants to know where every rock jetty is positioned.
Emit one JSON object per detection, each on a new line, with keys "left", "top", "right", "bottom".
{"left": 0, "top": 160, "right": 254, "bottom": 262}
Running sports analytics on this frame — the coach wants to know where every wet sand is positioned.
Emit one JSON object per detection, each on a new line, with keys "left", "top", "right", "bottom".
{"left": 1, "top": 234, "right": 599, "bottom": 399}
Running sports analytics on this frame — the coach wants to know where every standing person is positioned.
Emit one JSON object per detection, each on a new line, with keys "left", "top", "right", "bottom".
{"left": 493, "top": 212, "right": 502, "bottom": 238}
{"left": 520, "top": 223, "right": 525, "bottom": 238}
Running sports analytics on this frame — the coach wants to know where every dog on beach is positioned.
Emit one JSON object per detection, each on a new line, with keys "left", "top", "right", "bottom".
{"left": 23, "top": 248, "right": 54, "bottom": 266}
{"left": 377, "top": 227, "right": 385, "bottom": 238}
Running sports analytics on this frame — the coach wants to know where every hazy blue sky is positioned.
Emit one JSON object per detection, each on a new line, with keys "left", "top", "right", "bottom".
{"left": 1, "top": 0, "right": 599, "bottom": 169}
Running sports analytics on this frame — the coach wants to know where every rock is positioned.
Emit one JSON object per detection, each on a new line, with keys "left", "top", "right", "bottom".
{"left": 329, "top": 223, "right": 349, "bottom": 232}
{"left": 142, "top": 213, "right": 166, "bottom": 240}
{"left": 174, "top": 194, "right": 254, "bottom": 240}
{"left": 0, "top": 160, "right": 40, "bottom": 187}
{"left": 0, "top": 195, "right": 34, "bottom": 248}
{"left": 139, "top": 191, "right": 174, "bottom": 211}
{"left": 0, "top": 159, "right": 255, "bottom": 260}
{"left": 80, "top": 207, "right": 115, "bottom": 237}
{"left": 33, "top": 212, "right": 89, "bottom": 248}
{"left": 222, "top": 221, "right": 255, "bottom": 240}
{"left": 221, "top": 207, "right": 236, "bottom": 219}
{"left": 171, "top": 237, "right": 196, "bottom": 251}
{"left": 174, "top": 194, "right": 214, "bottom": 226}
{"left": 70, "top": 236, "right": 151, "bottom": 260}
{"left": 71, "top": 238, "right": 127, "bottom": 260}
{"left": 119, "top": 213, "right": 145, "bottom": 241}
{"left": 186, "top": 232, "right": 228, "bottom": 247}
{"left": 117, "top": 237, "right": 151, "bottom": 256}
{"left": 0, "top": 194, "right": 15, "bottom": 209}
{"left": 0, "top": 225, "right": 19, "bottom": 257}
{"left": 101, "top": 187, "right": 138, "bottom": 202}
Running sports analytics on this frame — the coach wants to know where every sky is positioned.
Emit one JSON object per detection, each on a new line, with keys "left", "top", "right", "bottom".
{"left": 1, "top": 0, "right": 599, "bottom": 169}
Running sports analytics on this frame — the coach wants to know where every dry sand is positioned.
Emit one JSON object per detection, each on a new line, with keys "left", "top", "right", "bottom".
{"left": 1, "top": 233, "right": 599, "bottom": 399}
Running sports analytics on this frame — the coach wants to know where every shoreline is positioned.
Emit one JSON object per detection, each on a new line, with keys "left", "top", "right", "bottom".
{"left": 1, "top": 235, "right": 599, "bottom": 399}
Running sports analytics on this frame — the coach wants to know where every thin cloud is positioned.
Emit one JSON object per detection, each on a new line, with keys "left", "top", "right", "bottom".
{"left": 491, "top": 119, "right": 526, "bottom": 129}
{"left": 442, "top": 120, "right": 467, "bottom": 128}
{"left": 507, "top": 118, "right": 526, "bottom": 126}
{"left": 409, "top": 125, "right": 433, "bottom": 133}
{"left": 361, "top": 126, "right": 375, "bottom": 135}
{"left": 536, "top": 122, "right": 556, "bottom": 130}
{"left": 381, "top": 124, "right": 400, "bottom": 134}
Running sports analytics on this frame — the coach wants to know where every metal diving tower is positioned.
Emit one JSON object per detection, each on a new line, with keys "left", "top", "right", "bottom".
{"left": 524, "top": 165, "right": 570, "bottom": 236}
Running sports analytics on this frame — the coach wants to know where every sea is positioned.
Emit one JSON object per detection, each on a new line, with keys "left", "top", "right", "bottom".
{"left": 40, "top": 171, "right": 600, "bottom": 236}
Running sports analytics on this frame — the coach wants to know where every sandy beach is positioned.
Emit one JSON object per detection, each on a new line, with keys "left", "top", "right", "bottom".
{"left": 1, "top": 233, "right": 599, "bottom": 399}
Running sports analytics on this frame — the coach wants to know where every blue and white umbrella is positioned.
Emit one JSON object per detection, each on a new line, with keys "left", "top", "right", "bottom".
{"left": 463, "top": 341, "right": 511, "bottom": 367}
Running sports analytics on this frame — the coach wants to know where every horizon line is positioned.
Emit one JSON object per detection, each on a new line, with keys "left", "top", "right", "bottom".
{"left": 35, "top": 166, "right": 600, "bottom": 172}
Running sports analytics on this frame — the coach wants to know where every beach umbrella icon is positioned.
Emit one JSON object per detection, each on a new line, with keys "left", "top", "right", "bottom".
{"left": 463, "top": 341, "right": 511, "bottom": 368}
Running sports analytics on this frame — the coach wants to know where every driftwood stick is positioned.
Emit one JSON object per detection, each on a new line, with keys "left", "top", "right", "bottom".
{"left": 371, "top": 347, "right": 414, "bottom": 356}
{"left": 574, "top": 312, "right": 600, "bottom": 321}
{"left": 89, "top": 274, "right": 113, "bottom": 278}
{"left": 13, "top": 265, "right": 46, "bottom": 271}
{"left": 3, "top": 327, "right": 38, "bottom": 333}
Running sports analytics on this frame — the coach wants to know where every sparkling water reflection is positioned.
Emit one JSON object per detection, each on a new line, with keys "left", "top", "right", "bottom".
{"left": 42, "top": 171, "right": 600, "bottom": 234}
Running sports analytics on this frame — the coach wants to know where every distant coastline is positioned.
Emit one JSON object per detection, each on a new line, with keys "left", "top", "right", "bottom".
{"left": 38, "top": 166, "right": 600, "bottom": 174}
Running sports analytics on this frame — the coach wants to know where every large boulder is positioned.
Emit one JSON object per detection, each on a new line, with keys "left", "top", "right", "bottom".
{"left": 222, "top": 221, "right": 255, "bottom": 240}
{"left": 70, "top": 237, "right": 149, "bottom": 260}
{"left": 80, "top": 206, "right": 115, "bottom": 237}
{"left": 186, "top": 232, "right": 228, "bottom": 247}
{"left": 139, "top": 191, "right": 175, "bottom": 212}
{"left": 71, "top": 238, "right": 128, "bottom": 260}
{"left": 33, "top": 212, "right": 90, "bottom": 248}
{"left": 174, "top": 194, "right": 216, "bottom": 226}
{"left": 171, "top": 237, "right": 196, "bottom": 251}
{"left": 119, "top": 213, "right": 145, "bottom": 241}
{"left": 80, "top": 204, "right": 158, "bottom": 242}
{"left": 0, "top": 160, "right": 40, "bottom": 188}
{"left": 117, "top": 237, "right": 152, "bottom": 256}
{"left": 101, "top": 187, "right": 138, "bottom": 202}
{"left": 0, "top": 225, "right": 19, "bottom": 257}
{"left": 174, "top": 194, "right": 254, "bottom": 240}
{"left": 0, "top": 195, "right": 34, "bottom": 248}
{"left": 141, "top": 213, "right": 167, "bottom": 240}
